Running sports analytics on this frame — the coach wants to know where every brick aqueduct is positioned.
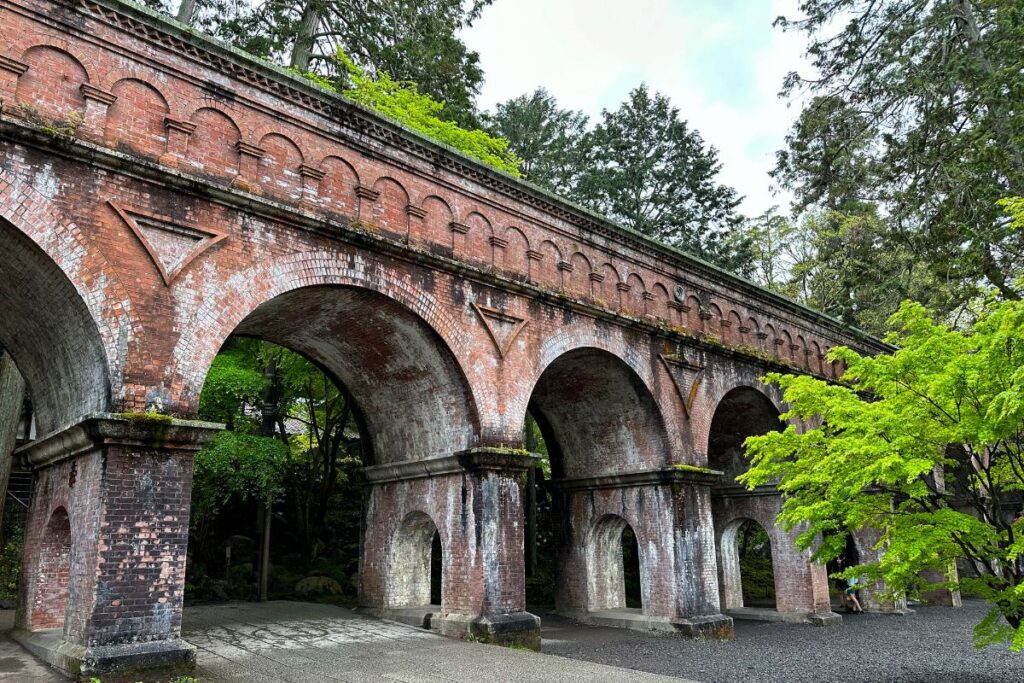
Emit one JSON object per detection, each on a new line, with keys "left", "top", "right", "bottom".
{"left": 0, "top": 0, "right": 894, "bottom": 677}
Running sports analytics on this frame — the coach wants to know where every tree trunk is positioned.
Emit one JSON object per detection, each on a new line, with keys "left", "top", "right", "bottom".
{"left": 257, "top": 355, "right": 280, "bottom": 601}
{"left": 0, "top": 352, "right": 26, "bottom": 535}
{"left": 290, "top": 1, "right": 322, "bottom": 72}
{"left": 953, "top": 0, "right": 1024, "bottom": 185}
{"left": 175, "top": 0, "right": 198, "bottom": 26}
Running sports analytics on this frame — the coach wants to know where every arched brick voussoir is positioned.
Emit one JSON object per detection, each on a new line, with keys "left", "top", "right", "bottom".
{"left": 166, "top": 249, "right": 482, "bottom": 425}
{"left": 503, "top": 323, "right": 685, "bottom": 464}
{"left": 690, "top": 365, "right": 787, "bottom": 465}
{"left": 0, "top": 167, "right": 135, "bottom": 432}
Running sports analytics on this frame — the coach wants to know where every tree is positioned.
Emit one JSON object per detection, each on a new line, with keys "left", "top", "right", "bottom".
{"left": 485, "top": 88, "right": 588, "bottom": 194}
{"left": 576, "top": 85, "right": 747, "bottom": 272}
{"left": 773, "top": 96, "right": 874, "bottom": 213}
{"left": 775, "top": 0, "right": 1024, "bottom": 305}
{"left": 741, "top": 295, "right": 1024, "bottom": 649}
{"left": 745, "top": 208, "right": 800, "bottom": 295}
{"left": 195, "top": 338, "right": 366, "bottom": 564}
{"left": 179, "top": 0, "right": 492, "bottom": 126}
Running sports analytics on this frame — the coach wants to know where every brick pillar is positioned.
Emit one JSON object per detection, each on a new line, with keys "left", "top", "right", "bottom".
{"left": 552, "top": 469, "right": 733, "bottom": 638}
{"left": 232, "top": 141, "right": 265, "bottom": 194}
{"left": 12, "top": 413, "right": 219, "bottom": 680}
{"left": 359, "top": 448, "right": 541, "bottom": 649}
{"left": 298, "top": 164, "right": 326, "bottom": 211}
{"left": 160, "top": 118, "right": 196, "bottom": 168}
{"left": 918, "top": 564, "right": 962, "bottom": 606}
{"left": 851, "top": 527, "right": 910, "bottom": 614}
{"left": 0, "top": 55, "right": 28, "bottom": 106}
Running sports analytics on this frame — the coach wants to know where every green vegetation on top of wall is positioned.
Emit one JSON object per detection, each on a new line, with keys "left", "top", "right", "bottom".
{"left": 292, "top": 51, "right": 522, "bottom": 177}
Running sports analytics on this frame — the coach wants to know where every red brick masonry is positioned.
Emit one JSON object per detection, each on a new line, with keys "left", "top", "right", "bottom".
{"left": 0, "top": 0, "right": 889, "bottom": 677}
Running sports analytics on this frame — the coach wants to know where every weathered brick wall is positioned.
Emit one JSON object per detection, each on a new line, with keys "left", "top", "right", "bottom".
{"left": 17, "top": 446, "right": 104, "bottom": 641}
{"left": 0, "top": 0, "right": 882, "bottom": 439}
{"left": 86, "top": 444, "right": 193, "bottom": 647}
{"left": 360, "top": 454, "right": 529, "bottom": 618}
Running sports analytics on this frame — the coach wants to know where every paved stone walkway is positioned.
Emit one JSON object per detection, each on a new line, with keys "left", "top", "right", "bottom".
{"left": 184, "top": 601, "right": 690, "bottom": 682}
{"left": 0, "top": 632, "right": 63, "bottom": 682}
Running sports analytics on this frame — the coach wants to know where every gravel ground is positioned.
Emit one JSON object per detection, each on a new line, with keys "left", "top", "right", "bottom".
{"left": 539, "top": 600, "right": 1024, "bottom": 683}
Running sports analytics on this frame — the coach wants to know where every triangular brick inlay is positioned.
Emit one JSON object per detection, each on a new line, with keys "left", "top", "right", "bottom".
{"left": 473, "top": 304, "right": 528, "bottom": 358}
{"left": 110, "top": 201, "right": 227, "bottom": 285}
{"left": 660, "top": 354, "right": 705, "bottom": 417}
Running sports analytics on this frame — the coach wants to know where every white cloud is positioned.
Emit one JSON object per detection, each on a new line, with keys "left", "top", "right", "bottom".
{"left": 463, "top": 0, "right": 811, "bottom": 216}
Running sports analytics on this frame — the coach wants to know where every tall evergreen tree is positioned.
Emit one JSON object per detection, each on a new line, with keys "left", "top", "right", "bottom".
{"left": 775, "top": 0, "right": 1024, "bottom": 307}
{"left": 485, "top": 88, "right": 588, "bottom": 194}
{"left": 576, "top": 85, "right": 747, "bottom": 272}
{"left": 169, "top": 0, "right": 491, "bottom": 125}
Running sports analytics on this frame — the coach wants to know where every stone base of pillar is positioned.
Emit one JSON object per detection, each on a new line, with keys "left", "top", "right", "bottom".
{"left": 560, "top": 609, "right": 734, "bottom": 639}
{"left": 11, "top": 628, "right": 195, "bottom": 681}
{"left": 726, "top": 607, "right": 842, "bottom": 626}
{"left": 358, "top": 605, "right": 437, "bottom": 629}
{"left": 434, "top": 611, "right": 541, "bottom": 650}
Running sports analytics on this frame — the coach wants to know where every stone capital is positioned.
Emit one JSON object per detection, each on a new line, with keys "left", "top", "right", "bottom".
{"left": 359, "top": 448, "right": 536, "bottom": 484}
{"left": 15, "top": 412, "right": 222, "bottom": 469}
{"left": 550, "top": 466, "right": 724, "bottom": 492}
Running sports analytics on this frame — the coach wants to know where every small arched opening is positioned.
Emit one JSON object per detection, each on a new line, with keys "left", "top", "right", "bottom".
{"left": 388, "top": 512, "right": 443, "bottom": 609}
{"left": 588, "top": 515, "right": 644, "bottom": 613}
{"left": 31, "top": 507, "right": 72, "bottom": 631}
{"left": 707, "top": 386, "right": 783, "bottom": 486}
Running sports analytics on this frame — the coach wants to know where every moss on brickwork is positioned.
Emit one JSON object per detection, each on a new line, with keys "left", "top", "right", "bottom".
{"left": 672, "top": 463, "right": 717, "bottom": 474}
{"left": 117, "top": 411, "right": 175, "bottom": 424}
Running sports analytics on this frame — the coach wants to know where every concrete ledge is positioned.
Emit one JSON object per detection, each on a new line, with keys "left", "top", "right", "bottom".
{"left": 727, "top": 607, "right": 842, "bottom": 626}
{"left": 359, "top": 606, "right": 438, "bottom": 630}
{"left": 434, "top": 611, "right": 542, "bottom": 651}
{"left": 11, "top": 628, "right": 196, "bottom": 680}
{"left": 561, "top": 609, "right": 734, "bottom": 639}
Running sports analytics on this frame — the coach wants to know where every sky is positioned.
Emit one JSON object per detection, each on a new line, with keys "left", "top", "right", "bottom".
{"left": 462, "top": 0, "right": 811, "bottom": 217}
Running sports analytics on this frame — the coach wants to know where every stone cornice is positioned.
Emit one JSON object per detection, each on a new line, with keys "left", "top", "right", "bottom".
{"left": 712, "top": 484, "right": 781, "bottom": 499}
{"left": 14, "top": 412, "right": 223, "bottom": 469}
{"left": 550, "top": 467, "right": 724, "bottom": 492}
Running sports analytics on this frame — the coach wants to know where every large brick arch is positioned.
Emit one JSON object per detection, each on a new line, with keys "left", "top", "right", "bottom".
{"left": 690, "top": 365, "right": 786, "bottom": 465}
{"left": 0, "top": 167, "right": 132, "bottom": 432}
{"left": 703, "top": 384, "right": 784, "bottom": 483}
{"left": 515, "top": 330, "right": 670, "bottom": 478}
{"left": 169, "top": 249, "right": 482, "bottom": 462}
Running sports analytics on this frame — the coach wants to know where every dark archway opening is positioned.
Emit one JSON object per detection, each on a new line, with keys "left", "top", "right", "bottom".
{"left": 737, "top": 520, "right": 776, "bottom": 608}
{"left": 0, "top": 217, "right": 112, "bottom": 632}
{"left": 430, "top": 531, "right": 443, "bottom": 606}
{"left": 708, "top": 388, "right": 784, "bottom": 611}
{"left": 521, "top": 348, "right": 668, "bottom": 615}
{"left": 389, "top": 512, "right": 443, "bottom": 609}
{"left": 826, "top": 532, "right": 861, "bottom": 609}
{"left": 622, "top": 525, "right": 642, "bottom": 609}
{"left": 707, "top": 387, "right": 783, "bottom": 486}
